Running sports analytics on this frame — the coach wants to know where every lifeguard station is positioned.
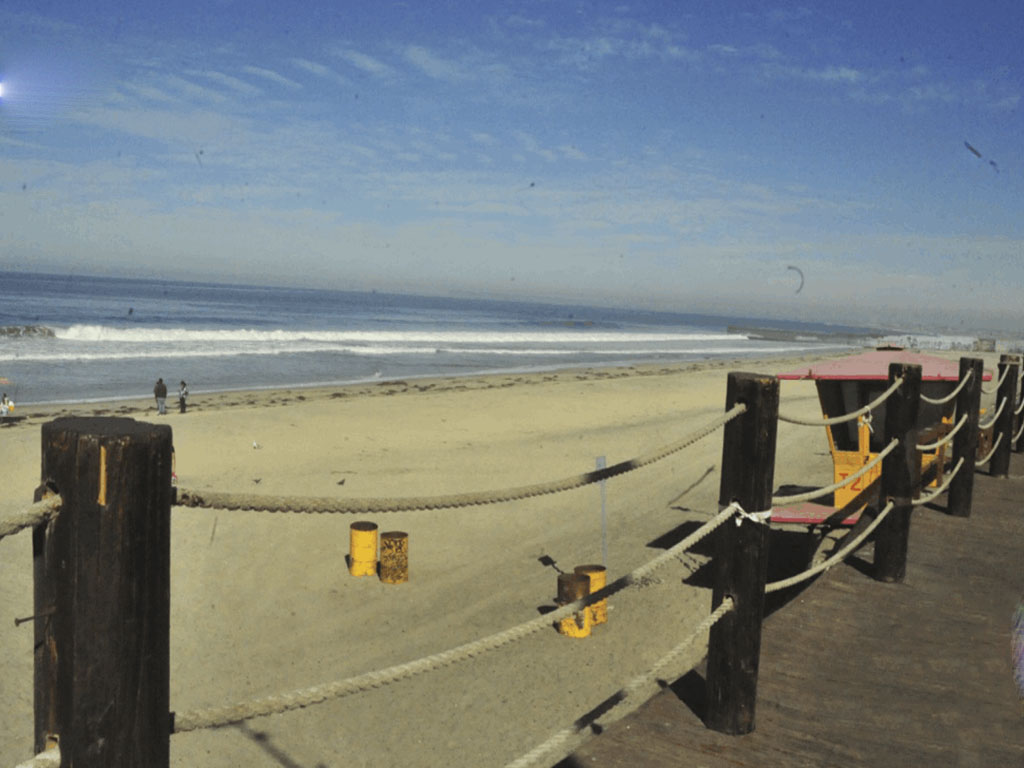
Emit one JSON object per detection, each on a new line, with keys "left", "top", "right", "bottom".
{"left": 773, "top": 348, "right": 991, "bottom": 526}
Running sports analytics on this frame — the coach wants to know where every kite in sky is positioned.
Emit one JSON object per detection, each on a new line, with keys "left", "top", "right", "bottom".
{"left": 787, "top": 265, "right": 804, "bottom": 294}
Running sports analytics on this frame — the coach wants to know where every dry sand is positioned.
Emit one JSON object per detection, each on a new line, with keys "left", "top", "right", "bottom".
{"left": 0, "top": 351, "right": 1001, "bottom": 767}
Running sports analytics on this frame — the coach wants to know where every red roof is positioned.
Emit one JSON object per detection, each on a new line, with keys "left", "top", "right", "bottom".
{"left": 777, "top": 349, "right": 992, "bottom": 382}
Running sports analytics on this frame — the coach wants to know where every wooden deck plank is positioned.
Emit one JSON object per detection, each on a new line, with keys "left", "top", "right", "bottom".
{"left": 559, "top": 455, "right": 1024, "bottom": 767}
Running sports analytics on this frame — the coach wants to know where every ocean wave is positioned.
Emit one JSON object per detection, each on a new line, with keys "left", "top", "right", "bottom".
{"left": 0, "top": 342, "right": 847, "bottom": 364}
{"left": 52, "top": 324, "right": 740, "bottom": 345}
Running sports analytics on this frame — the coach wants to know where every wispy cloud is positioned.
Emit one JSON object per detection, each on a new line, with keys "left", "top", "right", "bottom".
{"left": 404, "top": 45, "right": 467, "bottom": 81}
{"left": 289, "top": 58, "right": 349, "bottom": 85}
{"left": 988, "top": 94, "right": 1020, "bottom": 112}
{"left": 334, "top": 48, "right": 396, "bottom": 78}
{"left": 542, "top": 19, "right": 701, "bottom": 70}
{"left": 120, "top": 81, "right": 179, "bottom": 104}
{"left": 241, "top": 65, "right": 303, "bottom": 90}
{"left": 708, "top": 42, "right": 781, "bottom": 60}
{"left": 514, "top": 131, "right": 558, "bottom": 162}
{"left": 767, "top": 63, "right": 864, "bottom": 83}
{"left": 162, "top": 74, "right": 229, "bottom": 103}
{"left": 193, "top": 70, "right": 262, "bottom": 96}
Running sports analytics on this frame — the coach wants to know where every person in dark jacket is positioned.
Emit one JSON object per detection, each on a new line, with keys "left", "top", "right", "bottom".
{"left": 154, "top": 378, "right": 167, "bottom": 414}
{"left": 178, "top": 380, "right": 188, "bottom": 413}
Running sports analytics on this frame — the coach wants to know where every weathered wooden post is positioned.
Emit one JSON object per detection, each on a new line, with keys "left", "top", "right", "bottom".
{"left": 1015, "top": 362, "right": 1024, "bottom": 454}
{"left": 705, "top": 372, "right": 778, "bottom": 735}
{"left": 990, "top": 354, "right": 1018, "bottom": 477}
{"left": 875, "top": 363, "right": 921, "bottom": 582}
{"left": 33, "top": 417, "right": 172, "bottom": 767}
{"left": 948, "top": 357, "right": 983, "bottom": 517}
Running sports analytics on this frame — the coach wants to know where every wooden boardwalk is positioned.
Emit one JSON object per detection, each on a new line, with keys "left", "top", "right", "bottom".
{"left": 560, "top": 455, "right": 1024, "bottom": 767}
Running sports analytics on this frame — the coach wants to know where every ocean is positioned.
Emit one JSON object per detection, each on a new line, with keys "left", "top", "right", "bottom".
{"left": 0, "top": 270, "right": 865, "bottom": 406}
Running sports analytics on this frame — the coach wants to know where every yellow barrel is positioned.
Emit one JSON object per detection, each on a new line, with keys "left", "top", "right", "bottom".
{"left": 574, "top": 564, "right": 607, "bottom": 625}
{"left": 556, "top": 572, "right": 591, "bottom": 638}
{"left": 349, "top": 521, "right": 379, "bottom": 577}
{"left": 379, "top": 531, "right": 409, "bottom": 584}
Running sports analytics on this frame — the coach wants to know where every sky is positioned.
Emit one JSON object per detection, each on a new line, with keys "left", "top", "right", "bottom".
{"left": 0, "top": 1, "right": 1021, "bottom": 332}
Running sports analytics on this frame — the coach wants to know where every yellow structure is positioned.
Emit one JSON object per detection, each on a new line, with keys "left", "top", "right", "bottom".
{"left": 349, "top": 521, "right": 379, "bottom": 577}
{"left": 556, "top": 572, "right": 591, "bottom": 638}
{"left": 825, "top": 413, "right": 946, "bottom": 510}
{"left": 379, "top": 531, "right": 409, "bottom": 584}
{"left": 574, "top": 564, "right": 607, "bottom": 625}
{"left": 778, "top": 349, "right": 992, "bottom": 519}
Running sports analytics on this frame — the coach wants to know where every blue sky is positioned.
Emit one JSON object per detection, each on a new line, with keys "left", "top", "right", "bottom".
{"left": 1, "top": 1, "right": 1021, "bottom": 331}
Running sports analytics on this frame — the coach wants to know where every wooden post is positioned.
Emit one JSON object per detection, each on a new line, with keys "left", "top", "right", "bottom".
{"left": 874, "top": 363, "right": 921, "bottom": 582}
{"left": 948, "top": 357, "right": 983, "bottom": 517}
{"left": 990, "top": 354, "right": 1018, "bottom": 477}
{"left": 34, "top": 417, "right": 172, "bottom": 766}
{"left": 1015, "top": 361, "right": 1024, "bottom": 454}
{"left": 705, "top": 372, "right": 778, "bottom": 735}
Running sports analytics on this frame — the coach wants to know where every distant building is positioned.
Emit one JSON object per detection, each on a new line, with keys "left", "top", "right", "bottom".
{"left": 974, "top": 338, "right": 996, "bottom": 352}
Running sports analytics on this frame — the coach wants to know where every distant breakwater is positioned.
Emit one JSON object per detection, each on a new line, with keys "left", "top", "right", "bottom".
{"left": 727, "top": 325, "right": 874, "bottom": 345}
{"left": 0, "top": 325, "right": 55, "bottom": 338}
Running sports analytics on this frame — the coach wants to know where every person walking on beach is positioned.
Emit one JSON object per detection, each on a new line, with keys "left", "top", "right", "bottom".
{"left": 154, "top": 378, "right": 167, "bottom": 415}
{"left": 0, "top": 393, "right": 8, "bottom": 417}
{"left": 178, "top": 380, "right": 189, "bottom": 413}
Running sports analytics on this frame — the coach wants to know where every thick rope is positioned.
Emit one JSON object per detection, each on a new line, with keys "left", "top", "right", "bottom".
{"left": 14, "top": 745, "right": 60, "bottom": 768}
{"left": 976, "top": 432, "right": 1004, "bottom": 467}
{"left": 916, "top": 412, "right": 968, "bottom": 452}
{"left": 174, "top": 404, "right": 746, "bottom": 514}
{"left": 981, "top": 365, "right": 1009, "bottom": 395}
{"left": 912, "top": 457, "right": 965, "bottom": 507}
{"left": 1015, "top": 397, "right": 1024, "bottom": 418}
{"left": 502, "top": 597, "right": 734, "bottom": 768}
{"left": 765, "top": 500, "right": 895, "bottom": 593}
{"left": 771, "top": 438, "right": 898, "bottom": 506}
{"left": 0, "top": 497, "right": 61, "bottom": 543}
{"left": 920, "top": 369, "right": 973, "bottom": 405}
{"left": 979, "top": 396, "right": 1007, "bottom": 430}
{"left": 1014, "top": 417, "right": 1024, "bottom": 445}
{"left": 777, "top": 377, "right": 903, "bottom": 427}
{"left": 171, "top": 504, "right": 741, "bottom": 733}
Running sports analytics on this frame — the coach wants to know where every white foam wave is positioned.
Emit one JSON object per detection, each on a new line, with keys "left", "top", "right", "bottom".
{"left": 0, "top": 342, "right": 846, "bottom": 364}
{"left": 53, "top": 324, "right": 740, "bottom": 345}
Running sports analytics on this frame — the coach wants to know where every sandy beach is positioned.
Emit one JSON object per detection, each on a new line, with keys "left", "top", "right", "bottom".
{"left": 0, "top": 350, "right": 1001, "bottom": 767}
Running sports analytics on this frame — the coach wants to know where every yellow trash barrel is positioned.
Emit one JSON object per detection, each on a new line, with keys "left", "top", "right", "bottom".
{"left": 574, "top": 564, "right": 607, "bottom": 625}
{"left": 556, "top": 572, "right": 591, "bottom": 638}
{"left": 379, "top": 531, "right": 409, "bottom": 584}
{"left": 349, "top": 521, "right": 379, "bottom": 577}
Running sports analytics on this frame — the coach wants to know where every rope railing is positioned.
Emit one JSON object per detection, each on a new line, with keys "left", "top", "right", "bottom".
{"left": 920, "top": 368, "right": 973, "bottom": 405}
{"left": 503, "top": 597, "right": 735, "bottom": 768}
{"left": 171, "top": 503, "right": 742, "bottom": 733}
{"left": 13, "top": 745, "right": 60, "bottom": 768}
{"left": 770, "top": 438, "right": 899, "bottom": 506}
{"left": 916, "top": 412, "right": 968, "bottom": 452}
{"left": 912, "top": 457, "right": 965, "bottom": 507}
{"left": 975, "top": 432, "right": 1004, "bottom": 468}
{"left": 174, "top": 404, "right": 746, "bottom": 514}
{"left": 979, "top": 396, "right": 1007, "bottom": 430}
{"left": 981, "top": 365, "right": 1009, "bottom": 394}
{"left": 764, "top": 500, "right": 896, "bottom": 593}
{"left": 777, "top": 377, "right": 903, "bottom": 427}
{"left": 0, "top": 496, "right": 61, "bottom": 543}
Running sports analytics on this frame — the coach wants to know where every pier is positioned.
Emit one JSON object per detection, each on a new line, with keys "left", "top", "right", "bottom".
{"left": 562, "top": 453, "right": 1024, "bottom": 767}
